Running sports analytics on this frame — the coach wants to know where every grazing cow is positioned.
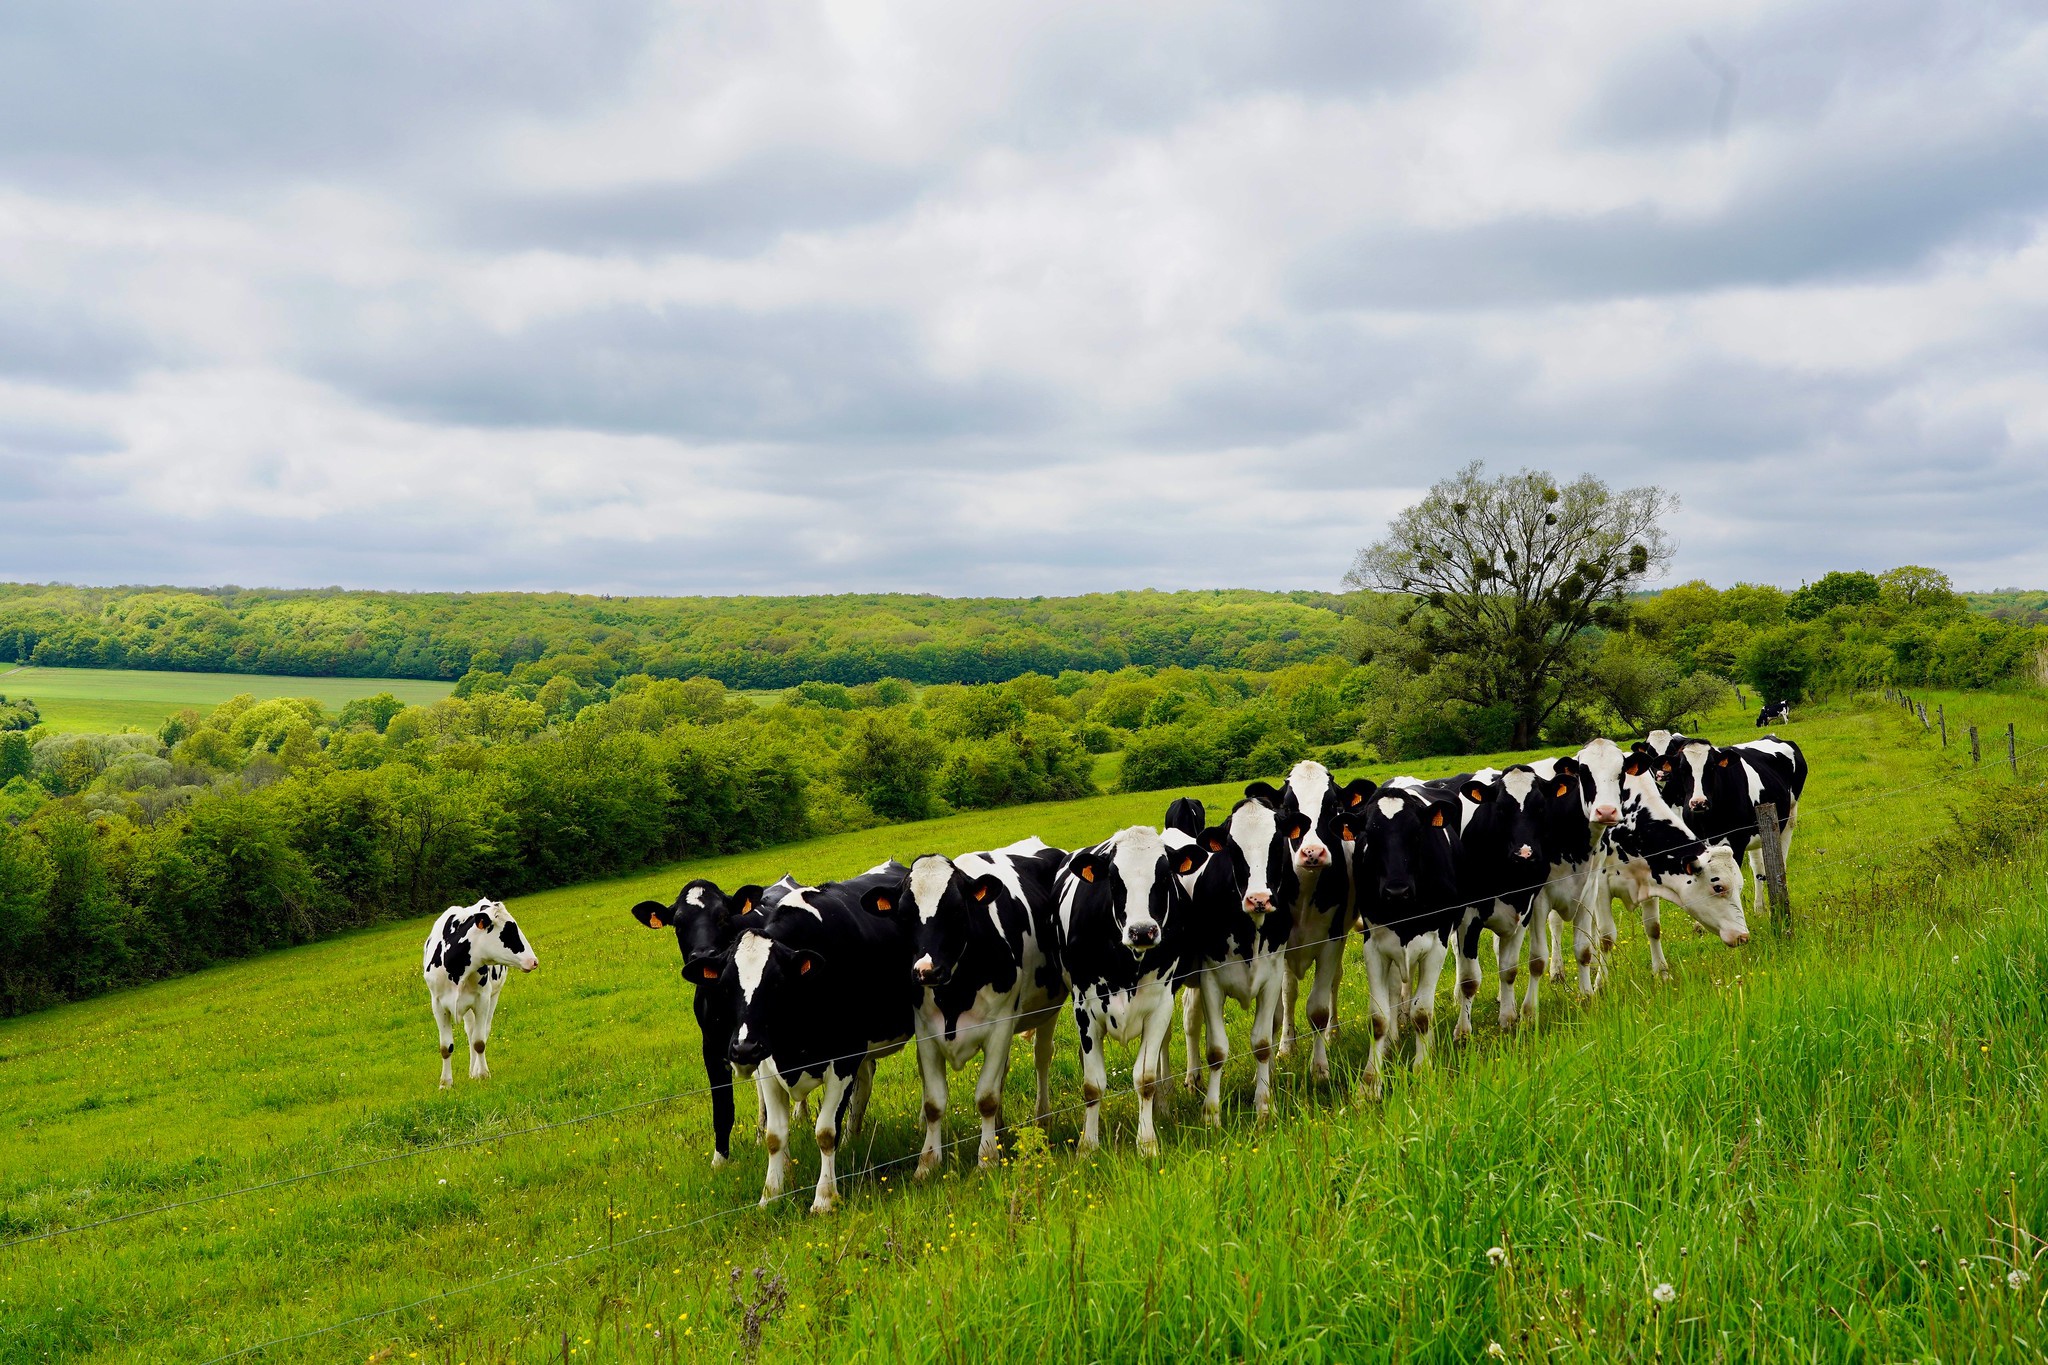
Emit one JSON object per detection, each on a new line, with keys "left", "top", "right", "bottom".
{"left": 1246, "top": 760, "right": 1373, "bottom": 1081}
{"left": 1056, "top": 826, "right": 1208, "bottom": 1157}
{"left": 631, "top": 877, "right": 786, "bottom": 1167}
{"left": 1178, "top": 796, "right": 1309, "bottom": 1123}
{"left": 422, "top": 899, "right": 538, "bottom": 1088}
{"left": 1596, "top": 749, "right": 1749, "bottom": 975}
{"left": 881, "top": 838, "right": 1068, "bottom": 1176}
{"left": 1419, "top": 766, "right": 1558, "bottom": 1038}
{"left": 1350, "top": 782, "right": 1466, "bottom": 1098}
{"left": 1656, "top": 735, "right": 1806, "bottom": 920}
{"left": 727, "top": 861, "right": 913, "bottom": 1212}
{"left": 1756, "top": 699, "right": 1792, "bottom": 727}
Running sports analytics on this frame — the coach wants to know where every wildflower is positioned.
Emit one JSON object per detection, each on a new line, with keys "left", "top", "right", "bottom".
{"left": 2011, "top": 1269, "right": 2033, "bottom": 1291}
{"left": 1486, "top": 1343, "right": 1507, "bottom": 1359}
{"left": 438, "top": 1178, "right": 447, "bottom": 1185}
{"left": 1486, "top": 1246, "right": 1509, "bottom": 1268}
{"left": 1651, "top": 1283, "right": 1677, "bottom": 1305}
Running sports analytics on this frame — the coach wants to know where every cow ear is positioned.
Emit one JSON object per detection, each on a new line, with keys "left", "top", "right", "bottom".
{"left": 1070, "top": 853, "right": 1105, "bottom": 884}
{"left": 471, "top": 911, "right": 494, "bottom": 933}
{"left": 1462, "top": 780, "right": 1493, "bottom": 805}
{"left": 1717, "top": 756, "right": 1730, "bottom": 768}
{"left": 1551, "top": 755, "right": 1583, "bottom": 778}
{"left": 968, "top": 873, "right": 1004, "bottom": 904}
{"left": 1343, "top": 778, "right": 1377, "bottom": 808}
{"left": 1430, "top": 807, "right": 1447, "bottom": 828}
{"left": 1243, "top": 781, "right": 1281, "bottom": 804}
{"left": 1172, "top": 845, "right": 1208, "bottom": 877}
{"left": 630, "top": 899, "right": 672, "bottom": 930}
{"left": 861, "top": 883, "right": 903, "bottom": 916}
{"left": 1288, "top": 813, "right": 1314, "bottom": 841}
{"left": 793, "top": 948, "right": 826, "bottom": 976}
{"left": 729, "top": 885, "right": 765, "bottom": 918}
{"left": 1200, "top": 826, "right": 1229, "bottom": 854}
{"left": 1623, "top": 751, "right": 1647, "bottom": 776}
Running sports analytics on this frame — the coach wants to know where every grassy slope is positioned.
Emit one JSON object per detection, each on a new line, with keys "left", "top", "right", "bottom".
{"left": 0, "top": 666, "right": 454, "bottom": 734}
{"left": 2, "top": 693, "right": 2046, "bottom": 1362}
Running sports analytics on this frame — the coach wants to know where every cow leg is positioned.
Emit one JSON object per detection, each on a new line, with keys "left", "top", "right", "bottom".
{"left": 1454, "top": 917, "right": 1483, "bottom": 1042}
{"left": 1032, "top": 1018, "right": 1056, "bottom": 1125}
{"left": 1498, "top": 918, "right": 1528, "bottom": 1031}
{"left": 1746, "top": 848, "right": 1767, "bottom": 921}
{"left": 1527, "top": 903, "right": 1552, "bottom": 996}
{"left": 1408, "top": 939, "right": 1449, "bottom": 1071}
{"left": 809, "top": 1069, "right": 855, "bottom": 1214}
{"left": 1307, "top": 938, "right": 1344, "bottom": 1080}
{"left": 1181, "top": 981, "right": 1204, "bottom": 1090}
{"left": 1134, "top": 1002, "right": 1172, "bottom": 1159}
{"left": 703, "top": 1035, "right": 736, "bottom": 1168}
{"left": 1641, "top": 898, "right": 1671, "bottom": 977}
{"left": 974, "top": 1026, "right": 1016, "bottom": 1169}
{"left": 1277, "top": 956, "right": 1303, "bottom": 1058}
{"left": 1359, "top": 946, "right": 1393, "bottom": 1102}
{"left": 848, "top": 1057, "right": 876, "bottom": 1138}
{"left": 1076, "top": 1006, "right": 1107, "bottom": 1157}
{"left": 758, "top": 1076, "right": 792, "bottom": 1208}
{"left": 431, "top": 999, "right": 456, "bottom": 1089}
{"left": 915, "top": 1035, "right": 948, "bottom": 1181}
{"left": 1249, "top": 966, "right": 1281, "bottom": 1120}
{"left": 1199, "top": 976, "right": 1230, "bottom": 1127}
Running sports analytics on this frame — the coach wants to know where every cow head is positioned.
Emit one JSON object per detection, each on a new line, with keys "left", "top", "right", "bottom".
{"left": 1618, "top": 751, "right": 1750, "bottom": 946}
{"left": 447, "top": 898, "right": 538, "bottom": 974}
{"left": 630, "top": 879, "right": 763, "bottom": 983}
{"left": 727, "top": 926, "right": 826, "bottom": 1071}
{"left": 1470, "top": 766, "right": 1549, "bottom": 872}
{"left": 1573, "top": 738, "right": 1627, "bottom": 827}
{"left": 1200, "top": 797, "right": 1303, "bottom": 917}
{"left": 1355, "top": 789, "right": 1462, "bottom": 914}
{"left": 1249, "top": 761, "right": 1372, "bottom": 882}
{"left": 1660, "top": 739, "right": 1722, "bottom": 814}
{"left": 874, "top": 854, "right": 1004, "bottom": 988}
{"left": 1066, "top": 827, "right": 1206, "bottom": 953}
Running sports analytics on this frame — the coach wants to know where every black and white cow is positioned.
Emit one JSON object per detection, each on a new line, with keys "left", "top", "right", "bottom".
{"left": 1595, "top": 749, "right": 1748, "bottom": 976}
{"left": 1541, "top": 738, "right": 1631, "bottom": 992}
{"left": 1177, "top": 796, "right": 1307, "bottom": 1124}
{"left": 631, "top": 877, "right": 790, "bottom": 1166}
{"left": 1349, "top": 782, "right": 1466, "bottom": 1098}
{"left": 1644, "top": 729, "right": 1690, "bottom": 757}
{"left": 1655, "top": 735, "right": 1806, "bottom": 922}
{"left": 1056, "top": 826, "right": 1208, "bottom": 1157}
{"left": 880, "top": 838, "right": 1067, "bottom": 1177}
{"left": 1246, "top": 760, "right": 1373, "bottom": 1081}
{"left": 1163, "top": 796, "right": 1207, "bottom": 840}
{"left": 423, "top": 899, "right": 538, "bottom": 1088}
{"left": 726, "top": 860, "right": 913, "bottom": 1212}
{"left": 1756, "top": 699, "right": 1792, "bottom": 727}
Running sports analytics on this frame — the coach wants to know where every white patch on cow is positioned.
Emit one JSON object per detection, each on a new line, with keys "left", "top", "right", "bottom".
{"left": 1384, "top": 774, "right": 1423, "bottom": 790}
{"left": 781, "top": 888, "right": 824, "bottom": 921}
{"left": 1575, "top": 738, "right": 1626, "bottom": 823}
{"left": 1376, "top": 796, "right": 1406, "bottom": 820}
{"left": 1109, "top": 826, "right": 1167, "bottom": 937}
{"left": 685, "top": 885, "right": 706, "bottom": 908}
{"left": 1501, "top": 769, "right": 1535, "bottom": 806}
{"left": 1679, "top": 742, "right": 1713, "bottom": 806}
{"left": 734, "top": 932, "right": 772, "bottom": 1005}
{"left": 1229, "top": 800, "right": 1279, "bottom": 900}
{"left": 959, "top": 847, "right": 1030, "bottom": 914}
{"left": 908, "top": 856, "right": 955, "bottom": 924}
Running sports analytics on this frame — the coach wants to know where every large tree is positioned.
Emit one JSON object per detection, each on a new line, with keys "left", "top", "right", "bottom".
{"left": 1345, "top": 463, "right": 1676, "bottom": 749}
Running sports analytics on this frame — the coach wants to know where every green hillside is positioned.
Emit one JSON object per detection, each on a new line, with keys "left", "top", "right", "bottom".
{"left": 0, "top": 665, "right": 453, "bottom": 734}
{"left": 2, "top": 690, "right": 2045, "bottom": 1361}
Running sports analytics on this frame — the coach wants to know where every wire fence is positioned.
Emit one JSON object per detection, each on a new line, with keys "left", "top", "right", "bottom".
{"left": 14, "top": 698, "right": 2048, "bottom": 1361}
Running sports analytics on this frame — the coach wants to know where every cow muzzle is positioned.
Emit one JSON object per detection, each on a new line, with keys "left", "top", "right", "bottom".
{"left": 518, "top": 954, "right": 538, "bottom": 973}
{"left": 1125, "top": 922, "right": 1161, "bottom": 950}
{"left": 1513, "top": 844, "right": 1536, "bottom": 861}
{"left": 1689, "top": 797, "right": 1709, "bottom": 811}
{"left": 913, "top": 954, "right": 941, "bottom": 984}
{"left": 730, "top": 1038, "right": 769, "bottom": 1068}
{"left": 1721, "top": 927, "right": 1750, "bottom": 947}
{"left": 1297, "top": 844, "right": 1329, "bottom": 868}
{"left": 1593, "top": 805, "right": 1621, "bottom": 826}
{"left": 1243, "top": 891, "right": 1273, "bottom": 914}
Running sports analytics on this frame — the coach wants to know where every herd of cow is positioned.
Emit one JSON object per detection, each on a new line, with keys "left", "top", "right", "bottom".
{"left": 422, "top": 725, "right": 1808, "bottom": 1215}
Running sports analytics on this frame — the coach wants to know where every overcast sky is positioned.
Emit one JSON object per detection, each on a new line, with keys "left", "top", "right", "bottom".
{"left": 3, "top": 1, "right": 2046, "bottom": 597}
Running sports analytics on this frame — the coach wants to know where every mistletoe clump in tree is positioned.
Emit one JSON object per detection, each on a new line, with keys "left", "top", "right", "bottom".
{"left": 1345, "top": 463, "right": 1676, "bottom": 749}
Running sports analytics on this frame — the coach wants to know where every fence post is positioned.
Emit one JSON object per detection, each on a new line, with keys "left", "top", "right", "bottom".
{"left": 1735, "top": 684, "right": 1745, "bottom": 709}
{"left": 1938, "top": 704, "right": 1947, "bottom": 748}
{"left": 1970, "top": 724, "right": 1981, "bottom": 766}
{"left": 1918, "top": 702, "right": 1929, "bottom": 731}
{"left": 1755, "top": 801, "right": 1792, "bottom": 939}
{"left": 2009, "top": 723, "right": 2018, "bottom": 777}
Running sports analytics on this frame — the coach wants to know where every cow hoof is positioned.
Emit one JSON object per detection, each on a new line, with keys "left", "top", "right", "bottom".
{"left": 1312, "top": 1058, "right": 1330, "bottom": 1083}
{"left": 1136, "top": 1135, "right": 1160, "bottom": 1160}
{"left": 710, "top": 1150, "right": 729, "bottom": 1170}
{"left": 1361, "top": 1075, "right": 1383, "bottom": 1103}
{"left": 438, "top": 1078, "right": 452, "bottom": 1091}
{"left": 1452, "top": 1018, "right": 1472, "bottom": 1042}
{"left": 1411, "top": 1054, "right": 1434, "bottom": 1074}
{"left": 1499, "top": 1013, "right": 1518, "bottom": 1032}
{"left": 1076, "top": 1137, "right": 1101, "bottom": 1159}
{"left": 1203, "top": 1104, "right": 1222, "bottom": 1128}
{"left": 1275, "top": 1037, "right": 1295, "bottom": 1060}
{"left": 977, "top": 1141, "right": 1001, "bottom": 1169}
{"left": 914, "top": 1153, "right": 941, "bottom": 1181}
{"left": 809, "top": 1196, "right": 837, "bottom": 1215}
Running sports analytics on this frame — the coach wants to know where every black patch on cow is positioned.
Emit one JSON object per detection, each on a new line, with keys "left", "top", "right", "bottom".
{"left": 442, "top": 938, "right": 474, "bottom": 984}
{"left": 428, "top": 942, "right": 443, "bottom": 971}
{"left": 499, "top": 918, "right": 526, "bottom": 955}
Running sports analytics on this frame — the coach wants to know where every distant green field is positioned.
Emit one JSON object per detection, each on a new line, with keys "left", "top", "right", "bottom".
{"left": 0, "top": 665, "right": 453, "bottom": 734}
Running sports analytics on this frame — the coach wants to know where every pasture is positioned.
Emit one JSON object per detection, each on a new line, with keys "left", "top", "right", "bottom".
{"left": 0, "top": 665, "right": 454, "bottom": 735}
{"left": 2, "top": 692, "right": 2045, "bottom": 1362}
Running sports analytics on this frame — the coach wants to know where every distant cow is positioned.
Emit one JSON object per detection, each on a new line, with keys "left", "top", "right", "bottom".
{"left": 1756, "top": 700, "right": 1792, "bottom": 727}
{"left": 727, "top": 861, "right": 913, "bottom": 1212}
{"left": 1349, "top": 782, "right": 1465, "bottom": 1097}
{"left": 879, "top": 838, "right": 1067, "bottom": 1176}
{"left": 631, "top": 877, "right": 784, "bottom": 1166}
{"left": 423, "top": 899, "right": 538, "bottom": 1088}
{"left": 1178, "top": 795, "right": 1308, "bottom": 1123}
{"left": 1245, "top": 761, "right": 1373, "bottom": 1081}
{"left": 1056, "top": 826, "right": 1208, "bottom": 1157}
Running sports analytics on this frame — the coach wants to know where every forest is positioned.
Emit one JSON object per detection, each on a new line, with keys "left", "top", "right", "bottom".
{"left": 0, "top": 563, "right": 2042, "bottom": 1016}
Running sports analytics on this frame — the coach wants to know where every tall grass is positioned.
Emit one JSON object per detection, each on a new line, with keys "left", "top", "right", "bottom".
{"left": 1, "top": 692, "right": 2044, "bottom": 1362}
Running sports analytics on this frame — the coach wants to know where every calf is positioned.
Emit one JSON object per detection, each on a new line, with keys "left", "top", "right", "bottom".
{"left": 881, "top": 838, "right": 1068, "bottom": 1176}
{"left": 1657, "top": 735, "right": 1805, "bottom": 921}
{"left": 1178, "top": 796, "right": 1307, "bottom": 1123}
{"left": 726, "top": 860, "right": 913, "bottom": 1212}
{"left": 1350, "top": 783, "right": 1465, "bottom": 1098}
{"left": 1056, "top": 826, "right": 1208, "bottom": 1157}
{"left": 1756, "top": 699, "right": 1792, "bottom": 727}
{"left": 1596, "top": 749, "right": 1748, "bottom": 976}
{"left": 423, "top": 899, "right": 538, "bottom": 1088}
{"left": 631, "top": 878, "right": 781, "bottom": 1166}
{"left": 1246, "top": 760, "right": 1373, "bottom": 1081}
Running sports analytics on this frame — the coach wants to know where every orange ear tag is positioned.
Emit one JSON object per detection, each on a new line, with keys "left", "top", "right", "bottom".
{"left": 649, "top": 914, "right": 664, "bottom": 929}
{"left": 701, "top": 966, "right": 718, "bottom": 980}
{"left": 799, "top": 959, "right": 812, "bottom": 975}
{"left": 1431, "top": 810, "right": 1445, "bottom": 827}
{"left": 1080, "top": 865, "right": 1095, "bottom": 883}
{"left": 973, "top": 886, "right": 987, "bottom": 901}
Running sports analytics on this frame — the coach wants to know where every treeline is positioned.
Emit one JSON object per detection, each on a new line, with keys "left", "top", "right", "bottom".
{"left": 0, "top": 584, "right": 1348, "bottom": 686}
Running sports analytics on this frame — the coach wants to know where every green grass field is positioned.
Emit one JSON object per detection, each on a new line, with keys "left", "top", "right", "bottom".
{"left": 2, "top": 692, "right": 2045, "bottom": 1362}
{"left": 0, "top": 665, "right": 454, "bottom": 735}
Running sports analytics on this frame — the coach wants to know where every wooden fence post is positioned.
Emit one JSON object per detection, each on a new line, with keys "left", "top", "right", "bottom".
{"left": 1755, "top": 801, "right": 1792, "bottom": 939}
{"left": 2009, "top": 723, "right": 2018, "bottom": 777}
{"left": 1938, "top": 704, "right": 1947, "bottom": 748}
{"left": 1918, "top": 702, "right": 1929, "bottom": 731}
{"left": 1970, "top": 724, "right": 1981, "bottom": 766}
